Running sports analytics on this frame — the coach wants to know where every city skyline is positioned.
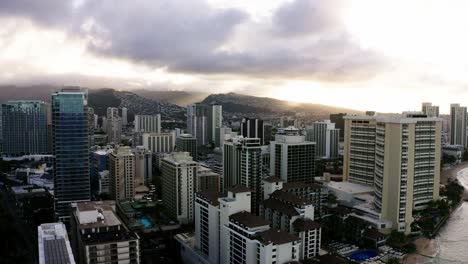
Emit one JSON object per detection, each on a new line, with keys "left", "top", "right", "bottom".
{"left": 2, "top": 0, "right": 468, "bottom": 113}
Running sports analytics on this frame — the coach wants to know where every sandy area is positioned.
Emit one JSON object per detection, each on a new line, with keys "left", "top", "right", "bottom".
{"left": 404, "top": 163, "right": 468, "bottom": 264}
{"left": 403, "top": 237, "right": 438, "bottom": 264}
{"left": 440, "top": 161, "right": 468, "bottom": 185}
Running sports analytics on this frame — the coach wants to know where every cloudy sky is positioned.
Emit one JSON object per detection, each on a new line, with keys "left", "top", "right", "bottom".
{"left": 1, "top": 0, "right": 468, "bottom": 113}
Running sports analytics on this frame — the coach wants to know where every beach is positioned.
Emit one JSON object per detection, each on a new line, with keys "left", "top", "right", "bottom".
{"left": 403, "top": 162, "right": 468, "bottom": 264}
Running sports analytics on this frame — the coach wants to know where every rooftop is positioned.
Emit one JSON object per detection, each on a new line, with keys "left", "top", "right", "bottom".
{"left": 263, "top": 176, "right": 284, "bottom": 183}
{"left": 327, "top": 181, "right": 374, "bottom": 194}
{"left": 292, "top": 218, "right": 321, "bottom": 231}
{"left": 74, "top": 201, "right": 122, "bottom": 229}
{"left": 270, "top": 190, "right": 314, "bottom": 206}
{"left": 282, "top": 181, "right": 322, "bottom": 190}
{"left": 262, "top": 198, "right": 299, "bottom": 216}
{"left": 226, "top": 185, "right": 252, "bottom": 194}
{"left": 230, "top": 211, "right": 271, "bottom": 228}
{"left": 256, "top": 229, "right": 300, "bottom": 245}
{"left": 196, "top": 191, "right": 225, "bottom": 206}
{"left": 38, "top": 223, "right": 75, "bottom": 264}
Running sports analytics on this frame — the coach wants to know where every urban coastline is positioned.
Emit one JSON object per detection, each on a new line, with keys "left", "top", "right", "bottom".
{"left": 405, "top": 162, "right": 468, "bottom": 264}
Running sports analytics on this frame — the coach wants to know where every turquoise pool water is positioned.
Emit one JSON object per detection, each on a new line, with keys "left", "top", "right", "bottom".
{"left": 139, "top": 217, "right": 153, "bottom": 228}
{"left": 349, "top": 250, "right": 378, "bottom": 262}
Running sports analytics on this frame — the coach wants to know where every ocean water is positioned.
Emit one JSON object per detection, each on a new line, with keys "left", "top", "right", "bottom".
{"left": 431, "top": 168, "right": 468, "bottom": 263}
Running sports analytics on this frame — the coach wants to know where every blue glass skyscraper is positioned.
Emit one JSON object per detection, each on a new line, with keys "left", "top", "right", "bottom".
{"left": 52, "top": 88, "right": 91, "bottom": 221}
{"left": 1, "top": 101, "right": 49, "bottom": 157}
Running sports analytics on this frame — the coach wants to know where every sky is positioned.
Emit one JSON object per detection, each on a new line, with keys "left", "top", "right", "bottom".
{"left": 1, "top": 0, "right": 468, "bottom": 113}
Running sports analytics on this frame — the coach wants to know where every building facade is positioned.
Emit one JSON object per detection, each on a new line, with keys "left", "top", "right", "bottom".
{"left": 176, "top": 134, "right": 197, "bottom": 160}
{"left": 422, "top": 102, "right": 439, "bottom": 118}
{"left": 208, "top": 104, "right": 222, "bottom": 144}
{"left": 161, "top": 152, "right": 198, "bottom": 224}
{"left": 71, "top": 201, "right": 140, "bottom": 264}
{"left": 450, "top": 104, "right": 467, "bottom": 147}
{"left": 109, "top": 147, "right": 136, "bottom": 200}
{"left": 270, "top": 127, "right": 316, "bottom": 183}
{"left": 52, "top": 88, "right": 91, "bottom": 222}
{"left": 106, "top": 107, "right": 122, "bottom": 144}
{"left": 187, "top": 103, "right": 209, "bottom": 146}
{"left": 223, "top": 137, "right": 263, "bottom": 212}
{"left": 1, "top": 101, "right": 49, "bottom": 157}
{"left": 306, "top": 120, "right": 340, "bottom": 159}
{"left": 142, "top": 131, "right": 176, "bottom": 153}
{"left": 240, "top": 118, "right": 266, "bottom": 145}
{"left": 344, "top": 115, "right": 442, "bottom": 234}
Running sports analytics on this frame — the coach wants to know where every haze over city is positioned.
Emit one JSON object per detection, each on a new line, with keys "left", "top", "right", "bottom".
{"left": 2, "top": 0, "right": 468, "bottom": 113}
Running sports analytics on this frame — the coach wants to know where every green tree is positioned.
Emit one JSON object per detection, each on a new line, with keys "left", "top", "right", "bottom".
{"left": 387, "top": 258, "right": 400, "bottom": 264}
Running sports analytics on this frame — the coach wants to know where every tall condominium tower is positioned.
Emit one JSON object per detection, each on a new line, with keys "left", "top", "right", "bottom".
{"left": 121, "top": 107, "right": 128, "bottom": 126}
{"left": 52, "top": 88, "right": 90, "bottom": 221}
{"left": 270, "top": 127, "right": 316, "bottom": 183}
{"left": 1, "top": 101, "right": 49, "bottom": 156}
{"left": 109, "top": 147, "right": 136, "bottom": 200}
{"left": 142, "top": 131, "right": 176, "bottom": 153}
{"left": 106, "top": 107, "right": 122, "bottom": 144}
{"left": 187, "top": 103, "right": 209, "bottom": 146}
{"left": 133, "top": 146, "right": 153, "bottom": 184}
{"left": 421, "top": 102, "right": 439, "bottom": 118}
{"left": 134, "top": 114, "right": 161, "bottom": 133}
{"left": 240, "top": 118, "right": 265, "bottom": 145}
{"left": 450, "top": 104, "right": 467, "bottom": 147}
{"left": 330, "top": 113, "right": 346, "bottom": 141}
{"left": 208, "top": 104, "right": 222, "bottom": 144}
{"left": 306, "top": 120, "right": 340, "bottom": 159}
{"left": 343, "top": 115, "right": 441, "bottom": 234}
{"left": 176, "top": 133, "right": 198, "bottom": 160}
{"left": 161, "top": 152, "right": 198, "bottom": 224}
{"left": 223, "top": 137, "right": 263, "bottom": 213}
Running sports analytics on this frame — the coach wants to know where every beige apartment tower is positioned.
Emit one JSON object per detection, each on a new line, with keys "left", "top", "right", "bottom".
{"left": 344, "top": 115, "right": 441, "bottom": 234}
{"left": 109, "top": 147, "right": 136, "bottom": 200}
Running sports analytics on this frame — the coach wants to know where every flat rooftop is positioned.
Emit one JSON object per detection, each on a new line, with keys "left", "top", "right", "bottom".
{"left": 327, "top": 181, "right": 373, "bottom": 194}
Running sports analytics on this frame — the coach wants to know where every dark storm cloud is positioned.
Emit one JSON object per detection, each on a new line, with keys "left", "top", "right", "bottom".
{"left": 272, "top": 0, "right": 342, "bottom": 37}
{"left": 0, "top": 0, "right": 73, "bottom": 26}
{"left": 0, "top": 0, "right": 388, "bottom": 82}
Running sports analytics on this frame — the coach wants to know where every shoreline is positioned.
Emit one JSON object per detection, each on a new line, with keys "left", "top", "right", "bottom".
{"left": 403, "top": 162, "right": 468, "bottom": 264}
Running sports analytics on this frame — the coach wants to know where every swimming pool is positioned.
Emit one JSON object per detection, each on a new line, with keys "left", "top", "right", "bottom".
{"left": 349, "top": 250, "right": 378, "bottom": 262}
{"left": 139, "top": 216, "right": 153, "bottom": 228}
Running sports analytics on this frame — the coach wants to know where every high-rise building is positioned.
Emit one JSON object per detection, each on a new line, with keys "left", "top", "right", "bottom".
{"left": 306, "top": 120, "right": 340, "bottom": 159}
{"left": 215, "top": 126, "right": 233, "bottom": 148}
{"left": 330, "top": 113, "right": 346, "bottom": 141}
{"left": 38, "top": 223, "right": 75, "bottom": 264}
{"left": 86, "top": 107, "right": 95, "bottom": 146}
{"left": 52, "top": 88, "right": 91, "bottom": 222}
{"left": 450, "top": 104, "right": 467, "bottom": 147}
{"left": 133, "top": 146, "right": 153, "bottom": 184}
{"left": 161, "top": 152, "right": 198, "bottom": 224}
{"left": 422, "top": 102, "right": 439, "bottom": 117}
{"left": 1, "top": 101, "right": 49, "bottom": 157}
{"left": 196, "top": 166, "right": 221, "bottom": 192}
{"left": 270, "top": 127, "right": 316, "bottom": 183}
{"left": 187, "top": 103, "right": 209, "bottom": 146}
{"left": 90, "top": 149, "right": 110, "bottom": 196}
{"left": 134, "top": 114, "right": 161, "bottom": 133}
{"left": 142, "top": 131, "right": 176, "bottom": 153}
{"left": 71, "top": 201, "right": 140, "bottom": 264}
{"left": 109, "top": 147, "right": 136, "bottom": 200}
{"left": 343, "top": 115, "right": 442, "bottom": 234}
{"left": 208, "top": 104, "right": 222, "bottom": 144}
{"left": 122, "top": 107, "right": 128, "bottom": 126}
{"left": 106, "top": 107, "right": 122, "bottom": 144}
{"left": 176, "top": 133, "right": 197, "bottom": 160}
{"left": 223, "top": 137, "right": 263, "bottom": 213}
{"left": 240, "top": 118, "right": 266, "bottom": 145}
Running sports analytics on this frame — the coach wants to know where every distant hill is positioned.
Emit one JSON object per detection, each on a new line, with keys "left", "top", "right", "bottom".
{"left": 88, "top": 89, "right": 185, "bottom": 121}
{"left": 132, "top": 90, "right": 209, "bottom": 106}
{"left": 0, "top": 85, "right": 58, "bottom": 102}
{"left": 203, "top": 92, "right": 362, "bottom": 116}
